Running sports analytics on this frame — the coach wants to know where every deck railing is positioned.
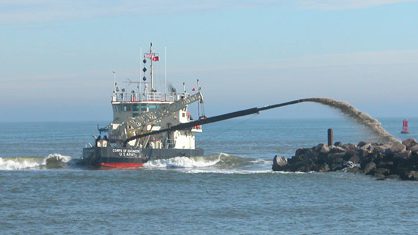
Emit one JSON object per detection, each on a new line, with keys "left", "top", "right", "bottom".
{"left": 112, "top": 92, "right": 176, "bottom": 103}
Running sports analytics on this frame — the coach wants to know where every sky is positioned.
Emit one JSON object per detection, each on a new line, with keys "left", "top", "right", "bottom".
{"left": 1, "top": 0, "right": 418, "bottom": 122}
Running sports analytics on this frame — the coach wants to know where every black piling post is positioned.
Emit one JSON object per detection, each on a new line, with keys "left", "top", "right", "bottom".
{"left": 328, "top": 128, "right": 334, "bottom": 146}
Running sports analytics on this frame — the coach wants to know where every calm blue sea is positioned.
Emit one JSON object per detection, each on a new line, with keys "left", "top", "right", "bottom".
{"left": 1, "top": 117, "right": 418, "bottom": 234}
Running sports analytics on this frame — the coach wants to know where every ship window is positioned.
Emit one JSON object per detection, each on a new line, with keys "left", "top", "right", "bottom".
{"left": 148, "top": 104, "right": 159, "bottom": 110}
{"left": 132, "top": 112, "right": 139, "bottom": 117}
{"left": 182, "top": 113, "right": 186, "bottom": 117}
{"left": 139, "top": 104, "right": 147, "bottom": 112}
{"left": 123, "top": 105, "right": 131, "bottom": 112}
{"left": 132, "top": 104, "right": 140, "bottom": 112}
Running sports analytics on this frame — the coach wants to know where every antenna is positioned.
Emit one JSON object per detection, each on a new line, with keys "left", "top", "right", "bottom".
{"left": 112, "top": 71, "right": 117, "bottom": 101}
{"left": 164, "top": 46, "right": 167, "bottom": 99}
{"left": 197, "top": 79, "right": 200, "bottom": 116}
{"left": 112, "top": 71, "right": 116, "bottom": 91}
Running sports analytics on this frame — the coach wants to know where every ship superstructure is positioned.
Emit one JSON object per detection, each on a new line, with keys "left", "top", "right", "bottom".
{"left": 109, "top": 84, "right": 204, "bottom": 150}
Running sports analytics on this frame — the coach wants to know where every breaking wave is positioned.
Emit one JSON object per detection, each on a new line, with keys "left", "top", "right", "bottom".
{"left": 144, "top": 153, "right": 296, "bottom": 174}
{"left": 0, "top": 154, "right": 72, "bottom": 170}
{"left": 144, "top": 155, "right": 223, "bottom": 169}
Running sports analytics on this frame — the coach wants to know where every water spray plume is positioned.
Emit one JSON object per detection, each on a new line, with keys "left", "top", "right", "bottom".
{"left": 302, "top": 98, "right": 400, "bottom": 144}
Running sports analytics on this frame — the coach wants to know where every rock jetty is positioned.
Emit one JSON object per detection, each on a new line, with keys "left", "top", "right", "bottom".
{"left": 272, "top": 139, "right": 418, "bottom": 180}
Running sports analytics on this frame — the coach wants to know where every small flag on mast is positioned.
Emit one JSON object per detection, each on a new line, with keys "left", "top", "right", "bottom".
{"left": 152, "top": 56, "right": 159, "bottom": 61}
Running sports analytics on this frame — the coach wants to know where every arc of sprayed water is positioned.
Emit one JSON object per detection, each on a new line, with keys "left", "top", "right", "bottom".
{"left": 301, "top": 98, "right": 400, "bottom": 144}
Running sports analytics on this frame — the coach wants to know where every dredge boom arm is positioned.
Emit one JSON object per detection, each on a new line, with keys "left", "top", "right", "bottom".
{"left": 123, "top": 99, "right": 306, "bottom": 146}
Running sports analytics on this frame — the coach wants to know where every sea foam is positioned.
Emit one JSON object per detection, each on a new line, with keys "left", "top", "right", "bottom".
{"left": 144, "top": 156, "right": 221, "bottom": 169}
{"left": 0, "top": 153, "right": 72, "bottom": 170}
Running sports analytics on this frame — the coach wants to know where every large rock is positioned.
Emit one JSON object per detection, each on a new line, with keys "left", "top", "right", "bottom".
{"left": 272, "top": 155, "right": 288, "bottom": 171}
{"left": 363, "top": 162, "right": 376, "bottom": 175}
{"left": 357, "top": 141, "right": 368, "bottom": 148}
{"left": 409, "top": 144, "right": 418, "bottom": 153}
{"left": 350, "top": 154, "right": 361, "bottom": 163}
{"left": 360, "top": 143, "right": 374, "bottom": 153}
{"left": 403, "top": 171, "right": 418, "bottom": 180}
{"left": 402, "top": 138, "right": 417, "bottom": 150}
{"left": 390, "top": 143, "right": 407, "bottom": 153}
{"left": 394, "top": 150, "right": 411, "bottom": 159}
{"left": 319, "top": 163, "right": 330, "bottom": 172}
{"left": 327, "top": 153, "right": 345, "bottom": 171}
{"left": 374, "top": 143, "right": 392, "bottom": 153}
{"left": 377, "top": 161, "right": 394, "bottom": 168}
{"left": 316, "top": 144, "right": 330, "bottom": 154}
{"left": 330, "top": 146, "right": 346, "bottom": 154}
{"left": 342, "top": 143, "right": 357, "bottom": 152}
{"left": 375, "top": 168, "right": 390, "bottom": 177}
{"left": 359, "top": 148, "right": 374, "bottom": 159}
{"left": 295, "top": 148, "right": 318, "bottom": 158}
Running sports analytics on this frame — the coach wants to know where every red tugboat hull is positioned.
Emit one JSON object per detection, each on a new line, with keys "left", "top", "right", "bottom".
{"left": 98, "top": 162, "right": 145, "bottom": 168}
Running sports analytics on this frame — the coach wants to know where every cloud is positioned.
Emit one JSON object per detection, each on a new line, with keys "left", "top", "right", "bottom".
{"left": 300, "top": 0, "right": 417, "bottom": 10}
{"left": 0, "top": 0, "right": 138, "bottom": 23}
{"left": 0, "top": 0, "right": 282, "bottom": 24}
{"left": 1, "top": 0, "right": 416, "bottom": 24}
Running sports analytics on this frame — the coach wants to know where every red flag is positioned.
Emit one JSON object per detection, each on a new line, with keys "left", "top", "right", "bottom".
{"left": 152, "top": 56, "right": 159, "bottom": 61}
{"left": 144, "top": 53, "right": 153, "bottom": 58}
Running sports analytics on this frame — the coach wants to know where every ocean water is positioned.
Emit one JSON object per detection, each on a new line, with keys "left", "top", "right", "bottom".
{"left": 1, "top": 118, "right": 418, "bottom": 234}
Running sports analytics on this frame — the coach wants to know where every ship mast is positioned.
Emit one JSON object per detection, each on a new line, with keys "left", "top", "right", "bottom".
{"left": 150, "top": 42, "right": 154, "bottom": 92}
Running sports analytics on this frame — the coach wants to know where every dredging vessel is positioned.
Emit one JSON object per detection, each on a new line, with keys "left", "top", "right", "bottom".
{"left": 82, "top": 44, "right": 205, "bottom": 168}
{"left": 81, "top": 45, "right": 365, "bottom": 168}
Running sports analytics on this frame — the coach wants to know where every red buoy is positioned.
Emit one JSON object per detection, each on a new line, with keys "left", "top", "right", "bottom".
{"left": 401, "top": 119, "right": 410, "bottom": 134}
